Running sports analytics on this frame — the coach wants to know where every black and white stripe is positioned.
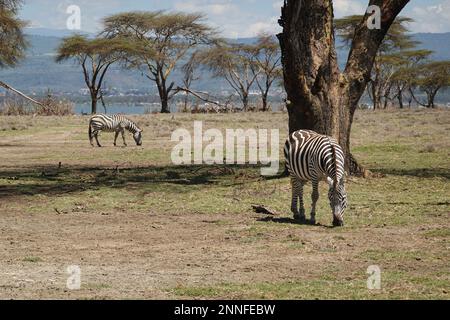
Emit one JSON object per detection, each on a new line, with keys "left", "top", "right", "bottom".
{"left": 284, "top": 130, "right": 348, "bottom": 227}
{"left": 89, "top": 114, "right": 143, "bottom": 147}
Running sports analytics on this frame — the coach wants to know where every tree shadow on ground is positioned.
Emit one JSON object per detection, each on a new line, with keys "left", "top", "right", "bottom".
{"left": 372, "top": 167, "right": 449, "bottom": 180}
{"left": 257, "top": 216, "right": 334, "bottom": 229}
{"left": 0, "top": 163, "right": 287, "bottom": 199}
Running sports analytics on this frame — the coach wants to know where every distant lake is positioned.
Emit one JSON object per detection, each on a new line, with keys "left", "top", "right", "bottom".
{"left": 74, "top": 103, "right": 167, "bottom": 115}
{"left": 73, "top": 102, "right": 287, "bottom": 114}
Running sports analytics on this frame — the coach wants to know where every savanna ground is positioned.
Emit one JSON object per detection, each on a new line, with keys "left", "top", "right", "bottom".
{"left": 0, "top": 109, "right": 448, "bottom": 300}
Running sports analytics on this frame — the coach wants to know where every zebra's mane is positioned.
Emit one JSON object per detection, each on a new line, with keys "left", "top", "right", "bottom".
{"left": 124, "top": 118, "right": 141, "bottom": 134}
{"left": 327, "top": 136, "right": 338, "bottom": 188}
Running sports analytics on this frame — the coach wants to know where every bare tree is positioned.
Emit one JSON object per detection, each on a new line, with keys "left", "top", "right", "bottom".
{"left": 102, "top": 11, "right": 215, "bottom": 113}
{"left": 278, "top": 0, "right": 410, "bottom": 175}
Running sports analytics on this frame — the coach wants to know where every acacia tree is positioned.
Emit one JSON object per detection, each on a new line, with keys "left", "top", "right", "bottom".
{"left": 103, "top": 11, "right": 215, "bottom": 113}
{"left": 278, "top": 0, "right": 410, "bottom": 175}
{"left": 409, "top": 61, "right": 450, "bottom": 108}
{"left": 201, "top": 42, "right": 260, "bottom": 111}
{"left": 252, "top": 34, "right": 282, "bottom": 111}
{"left": 0, "top": 0, "right": 43, "bottom": 106}
{"left": 0, "top": 0, "right": 27, "bottom": 68}
{"left": 336, "top": 16, "right": 416, "bottom": 110}
{"left": 56, "top": 35, "right": 134, "bottom": 114}
{"left": 390, "top": 49, "right": 432, "bottom": 108}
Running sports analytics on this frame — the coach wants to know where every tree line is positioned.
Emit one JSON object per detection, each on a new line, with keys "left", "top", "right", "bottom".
{"left": 56, "top": 11, "right": 282, "bottom": 114}
{"left": 1, "top": 2, "right": 449, "bottom": 115}
{"left": 336, "top": 15, "right": 450, "bottom": 110}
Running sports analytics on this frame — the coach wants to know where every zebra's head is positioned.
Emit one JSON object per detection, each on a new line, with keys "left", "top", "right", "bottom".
{"left": 133, "top": 130, "right": 143, "bottom": 146}
{"left": 327, "top": 177, "right": 348, "bottom": 227}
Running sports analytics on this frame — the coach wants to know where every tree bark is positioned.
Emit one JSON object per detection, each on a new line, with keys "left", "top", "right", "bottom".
{"left": 398, "top": 92, "right": 403, "bottom": 109}
{"left": 261, "top": 92, "right": 269, "bottom": 111}
{"left": 91, "top": 97, "right": 98, "bottom": 115}
{"left": 397, "top": 86, "right": 404, "bottom": 109}
{"left": 157, "top": 81, "right": 170, "bottom": 113}
{"left": 242, "top": 93, "right": 249, "bottom": 111}
{"left": 277, "top": 0, "right": 409, "bottom": 176}
{"left": 90, "top": 89, "right": 98, "bottom": 114}
{"left": 160, "top": 95, "right": 170, "bottom": 113}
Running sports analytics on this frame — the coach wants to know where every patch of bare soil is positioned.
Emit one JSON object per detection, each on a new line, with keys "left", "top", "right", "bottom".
{"left": 0, "top": 204, "right": 446, "bottom": 299}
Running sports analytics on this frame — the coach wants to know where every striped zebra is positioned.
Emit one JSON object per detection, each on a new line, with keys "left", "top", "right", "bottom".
{"left": 284, "top": 130, "right": 348, "bottom": 227}
{"left": 89, "top": 114, "right": 143, "bottom": 147}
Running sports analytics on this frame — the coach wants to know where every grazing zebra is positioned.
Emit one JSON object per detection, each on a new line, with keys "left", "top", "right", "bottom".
{"left": 88, "top": 114, "right": 143, "bottom": 147}
{"left": 284, "top": 130, "right": 348, "bottom": 227}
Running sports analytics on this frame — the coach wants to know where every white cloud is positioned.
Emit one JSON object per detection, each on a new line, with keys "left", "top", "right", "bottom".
{"left": 174, "top": 0, "right": 282, "bottom": 38}
{"left": 174, "top": 0, "right": 238, "bottom": 16}
{"left": 247, "top": 16, "right": 280, "bottom": 37}
{"left": 272, "top": 1, "right": 283, "bottom": 10}
{"left": 409, "top": 1, "right": 450, "bottom": 33}
{"left": 333, "top": 0, "right": 366, "bottom": 17}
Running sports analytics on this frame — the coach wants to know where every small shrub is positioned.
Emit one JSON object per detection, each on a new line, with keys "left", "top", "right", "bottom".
{"left": 35, "top": 95, "right": 74, "bottom": 116}
{"left": 0, "top": 101, "right": 32, "bottom": 115}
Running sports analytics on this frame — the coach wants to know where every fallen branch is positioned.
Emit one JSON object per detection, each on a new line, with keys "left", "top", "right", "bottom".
{"left": 0, "top": 80, "right": 44, "bottom": 107}
{"left": 175, "top": 87, "right": 232, "bottom": 111}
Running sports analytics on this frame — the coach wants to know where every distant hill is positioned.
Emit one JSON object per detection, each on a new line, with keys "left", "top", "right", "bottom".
{"left": 24, "top": 27, "right": 93, "bottom": 38}
{"left": 411, "top": 32, "right": 450, "bottom": 61}
{"left": 0, "top": 29, "right": 449, "bottom": 95}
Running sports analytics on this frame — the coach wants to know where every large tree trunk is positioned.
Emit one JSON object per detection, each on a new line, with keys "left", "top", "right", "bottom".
{"left": 427, "top": 88, "right": 439, "bottom": 108}
{"left": 157, "top": 81, "right": 170, "bottom": 113}
{"left": 242, "top": 93, "right": 249, "bottom": 111}
{"left": 261, "top": 91, "right": 269, "bottom": 111}
{"left": 277, "top": 0, "right": 409, "bottom": 176}
{"left": 160, "top": 95, "right": 170, "bottom": 113}
{"left": 371, "top": 82, "right": 381, "bottom": 110}
{"left": 90, "top": 90, "right": 98, "bottom": 114}
{"left": 91, "top": 99, "right": 97, "bottom": 115}
{"left": 397, "top": 87, "right": 404, "bottom": 109}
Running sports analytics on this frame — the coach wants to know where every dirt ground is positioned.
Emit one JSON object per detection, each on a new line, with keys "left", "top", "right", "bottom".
{"left": 0, "top": 110, "right": 449, "bottom": 299}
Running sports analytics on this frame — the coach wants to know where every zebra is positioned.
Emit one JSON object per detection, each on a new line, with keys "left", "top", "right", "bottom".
{"left": 88, "top": 114, "right": 143, "bottom": 147}
{"left": 284, "top": 130, "right": 348, "bottom": 227}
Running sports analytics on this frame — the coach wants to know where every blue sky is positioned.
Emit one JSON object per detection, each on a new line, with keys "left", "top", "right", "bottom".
{"left": 20, "top": 0, "right": 450, "bottom": 38}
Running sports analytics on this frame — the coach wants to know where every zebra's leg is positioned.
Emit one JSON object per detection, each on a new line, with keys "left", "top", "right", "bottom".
{"left": 291, "top": 177, "right": 305, "bottom": 221}
{"left": 94, "top": 131, "right": 102, "bottom": 147}
{"left": 114, "top": 131, "right": 119, "bottom": 146}
{"left": 121, "top": 129, "right": 127, "bottom": 146}
{"left": 310, "top": 179, "right": 319, "bottom": 225}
